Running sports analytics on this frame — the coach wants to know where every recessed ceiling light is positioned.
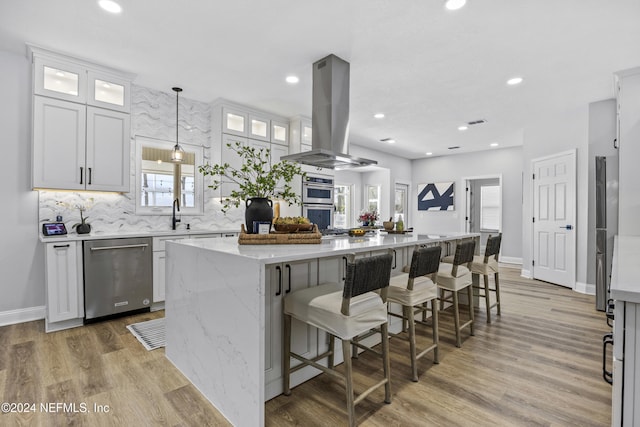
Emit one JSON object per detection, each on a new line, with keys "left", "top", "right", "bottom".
{"left": 444, "top": 0, "right": 467, "bottom": 11}
{"left": 458, "top": 125, "right": 468, "bottom": 131}
{"left": 285, "top": 75, "right": 299, "bottom": 84}
{"left": 490, "top": 142, "right": 499, "bottom": 147}
{"left": 507, "top": 76, "right": 523, "bottom": 86}
{"left": 426, "top": 152, "right": 433, "bottom": 156}
{"left": 98, "top": 0, "right": 122, "bottom": 14}
{"left": 374, "top": 113, "right": 385, "bottom": 119}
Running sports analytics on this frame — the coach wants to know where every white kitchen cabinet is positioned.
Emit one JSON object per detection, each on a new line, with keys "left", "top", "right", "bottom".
{"left": 222, "top": 106, "right": 248, "bottom": 136}
{"left": 288, "top": 116, "right": 312, "bottom": 154}
{"left": 615, "top": 67, "right": 640, "bottom": 236}
{"left": 265, "top": 260, "right": 319, "bottom": 400}
{"left": 271, "top": 120, "right": 289, "bottom": 146}
{"left": 249, "top": 114, "right": 271, "bottom": 141}
{"left": 30, "top": 46, "right": 132, "bottom": 192}
{"left": 45, "top": 241, "right": 83, "bottom": 325}
{"left": 32, "top": 97, "right": 86, "bottom": 190}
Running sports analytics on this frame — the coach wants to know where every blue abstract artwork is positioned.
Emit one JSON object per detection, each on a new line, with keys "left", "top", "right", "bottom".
{"left": 417, "top": 182, "right": 454, "bottom": 211}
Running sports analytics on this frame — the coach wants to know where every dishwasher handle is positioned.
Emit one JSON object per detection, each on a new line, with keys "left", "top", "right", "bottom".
{"left": 90, "top": 243, "right": 149, "bottom": 251}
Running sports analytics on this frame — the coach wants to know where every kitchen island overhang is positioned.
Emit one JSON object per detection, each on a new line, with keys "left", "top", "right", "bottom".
{"left": 164, "top": 232, "right": 479, "bottom": 427}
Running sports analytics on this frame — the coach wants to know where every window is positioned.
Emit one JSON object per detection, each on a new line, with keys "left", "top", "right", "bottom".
{"left": 135, "top": 136, "right": 203, "bottom": 215}
{"left": 480, "top": 185, "right": 500, "bottom": 231}
{"left": 394, "top": 183, "right": 409, "bottom": 223}
{"left": 366, "top": 185, "right": 380, "bottom": 214}
{"left": 334, "top": 184, "right": 352, "bottom": 229}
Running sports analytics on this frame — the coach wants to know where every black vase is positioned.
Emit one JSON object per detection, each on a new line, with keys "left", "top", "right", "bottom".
{"left": 245, "top": 198, "right": 273, "bottom": 234}
{"left": 76, "top": 223, "right": 91, "bottom": 234}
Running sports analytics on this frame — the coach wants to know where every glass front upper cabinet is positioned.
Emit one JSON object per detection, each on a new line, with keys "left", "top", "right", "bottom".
{"left": 88, "top": 71, "right": 130, "bottom": 112}
{"left": 271, "top": 120, "right": 289, "bottom": 145}
{"left": 249, "top": 114, "right": 270, "bottom": 141}
{"left": 222, "top": 107, "right": 248, "bottom": 136}
{"left": 34, "top": 57, "right": 87, "bottom": 103}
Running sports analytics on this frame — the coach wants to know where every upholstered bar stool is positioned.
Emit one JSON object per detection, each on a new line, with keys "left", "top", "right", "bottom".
{"left": 470, "top": 233, "right": 502, "bottom": 323}
{"left": 386, "top": 245, "right": 442, "bottom": 382}
{"left": 283, "top": 250, "right": 394, "bottom": 427}
{"left": 436, "top": 239, "right": 476, "bottom": 347}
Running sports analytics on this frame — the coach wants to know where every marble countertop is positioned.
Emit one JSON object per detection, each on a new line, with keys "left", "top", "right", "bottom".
{"left": 611, "top": 235, "right": 640, "bottom": 303}
{"left": 170, "top": 231, "right": 476, "bottom": 264}
{"left": 39, "top": 227, "right": 239, "bottom": 243}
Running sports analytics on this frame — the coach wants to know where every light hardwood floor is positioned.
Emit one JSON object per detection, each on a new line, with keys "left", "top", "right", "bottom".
{"left": 1, "top": 267, "right": 612, "bottom": 426}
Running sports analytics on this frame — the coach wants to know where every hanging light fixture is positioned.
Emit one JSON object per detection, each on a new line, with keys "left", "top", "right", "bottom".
{"left": 171, "top": 87, "right": 185, "bottom": 162}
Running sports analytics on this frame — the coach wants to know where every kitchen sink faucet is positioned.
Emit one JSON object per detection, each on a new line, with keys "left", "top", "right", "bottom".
{"left": 172, "top": 198, "right": 181, "bottom": 230}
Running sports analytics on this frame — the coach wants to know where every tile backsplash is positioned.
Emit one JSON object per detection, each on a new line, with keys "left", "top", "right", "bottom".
{"left": 38, "top": 84, "right": 244, "bottom": 234}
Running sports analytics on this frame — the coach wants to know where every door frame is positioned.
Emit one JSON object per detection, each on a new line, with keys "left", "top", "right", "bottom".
{"left": 530, "top": 149, "right": 577, "bottom": 287}
{"left": 394, "top": 179, "right": 412, "bottom": 226}
{"left": 460, "top": 174, "right": 503, "bottom": 235}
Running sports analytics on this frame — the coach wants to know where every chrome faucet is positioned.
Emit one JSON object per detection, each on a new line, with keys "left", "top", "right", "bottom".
{"left": 172, "top": 198, "right": 181, "bottom": 230}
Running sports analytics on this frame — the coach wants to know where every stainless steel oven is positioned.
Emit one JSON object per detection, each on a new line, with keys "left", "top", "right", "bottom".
{"left": 302, "top": 175, "right": 334, "bottom": 204}
{"left": 303, "top": 203, "right": 334, "bottom": 231}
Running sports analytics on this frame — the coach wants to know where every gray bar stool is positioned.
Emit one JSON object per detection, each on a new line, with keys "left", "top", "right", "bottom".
{"left": 283, "top": 250, "right": 394, "bottom": 427}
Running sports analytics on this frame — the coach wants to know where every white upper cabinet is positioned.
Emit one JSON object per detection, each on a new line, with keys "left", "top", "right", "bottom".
{"left": 288, "top": 116, "right": 312, "bottom": 153}
{"left": 29, "top": 46, "right": 134, "bottom": 192}
{"left": 271, "top": 120, "right": 289, "bottom": 146}
{"left": 222, "top": 107, "right": 248, "bottom": 136}
{"left": 249, "top": 114, "right": 270, "bottom": 141}
{"left": 87, "top": 71, "right": 130, "bottom": 112}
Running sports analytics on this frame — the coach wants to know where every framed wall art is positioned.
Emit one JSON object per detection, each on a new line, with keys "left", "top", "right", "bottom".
{"left": 417, "top": 181, "right": 454, "bottom": 211}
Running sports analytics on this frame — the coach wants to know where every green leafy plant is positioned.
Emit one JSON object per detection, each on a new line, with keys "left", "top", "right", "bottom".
{"left": 199, "top": 142, "right": 306, "bottom": 213}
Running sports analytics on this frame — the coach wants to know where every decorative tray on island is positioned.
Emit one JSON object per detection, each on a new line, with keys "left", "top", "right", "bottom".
{"left": 238, "top": 224, "right": 321, "bottom": 245}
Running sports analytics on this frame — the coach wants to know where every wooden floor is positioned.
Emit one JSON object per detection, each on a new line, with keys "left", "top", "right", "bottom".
{"left": 0, "top": 267, "right": 612, "bottom": 426}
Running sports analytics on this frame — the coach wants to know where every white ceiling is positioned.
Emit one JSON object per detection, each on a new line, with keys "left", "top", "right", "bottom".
{"left": 1, "top": 0, "right": 639, "bottom": 159}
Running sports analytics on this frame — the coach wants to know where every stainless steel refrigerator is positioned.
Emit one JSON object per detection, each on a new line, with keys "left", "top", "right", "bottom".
{"left": 595, "top": 155, "right": 619, "bottom": 311}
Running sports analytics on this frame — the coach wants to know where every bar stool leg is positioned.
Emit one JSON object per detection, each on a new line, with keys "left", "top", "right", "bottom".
{"left": 453, "top": 290, "right": 461, "bottom": 348}
{"left": 328, "top": 334, "right": 335, "bottom": 369}
{"left": 431, "top": 299, "right": 440, "bottom": 364}
{"left": 342, "top": 339, "right": 356, "bottom": 427}
{"left": 468, "top": 284, "right": 475, "bottom": 336}
{"left": 484, "top": 274, "right": 492, "bottom": 323}
{"left": 381, "top": 322, "right": 392, "bottom": 404}
{"left": 407, "top": 305, "right": 418, "bottom": 382}
{"left": 283, "top": 314, "right": 292, "bottom": 396}
{"left": 495, "top": 272, "right": 502, "bottom": 316}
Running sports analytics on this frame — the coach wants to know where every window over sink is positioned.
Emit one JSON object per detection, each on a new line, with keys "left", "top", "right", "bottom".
{"left": 134, "top": 136, "right": 204, "bottom": 215}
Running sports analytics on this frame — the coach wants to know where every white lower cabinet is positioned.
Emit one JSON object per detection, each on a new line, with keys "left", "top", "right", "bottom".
{"left": 265, "top": 260, "right": 319, "bottom": 400}
{"left": 44, "top": 241, "right": 83, "bottom": 331}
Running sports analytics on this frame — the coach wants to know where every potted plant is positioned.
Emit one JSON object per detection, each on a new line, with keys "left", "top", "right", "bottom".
{"left": 73, "top": 204, "right": 91, "bottom": 234}
{"left": 199, "top": 142, "right": 306, "bottom": 233}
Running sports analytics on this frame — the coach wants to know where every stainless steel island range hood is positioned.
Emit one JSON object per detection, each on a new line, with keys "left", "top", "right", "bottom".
{"left": 282, "top": 54, "right": 377, "bottom": 169}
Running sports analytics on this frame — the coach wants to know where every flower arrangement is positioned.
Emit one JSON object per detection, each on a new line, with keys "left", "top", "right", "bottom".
{"left": 358, "top": 210, "right": 379, "bottom": 226}
{"left": 55, "top": 198, "right": 94, "bottom": 234}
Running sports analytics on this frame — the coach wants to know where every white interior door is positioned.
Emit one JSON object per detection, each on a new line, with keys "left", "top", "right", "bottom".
{"left": 532, "top": 150, "right": 576, "bottom": 287}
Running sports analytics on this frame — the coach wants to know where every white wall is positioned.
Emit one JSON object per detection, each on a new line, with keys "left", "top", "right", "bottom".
{"left": 0, "top": 51, "right": 44, "bottom": 320}
{"left": 411, "top": 146, "right": 523, "bottom": 263}
{"left": 521, "top": 105, "right": 590, "bottom": 285}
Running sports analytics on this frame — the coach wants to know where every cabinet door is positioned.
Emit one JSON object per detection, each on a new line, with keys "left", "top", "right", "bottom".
{"left": 33, "top": 96, "right": 86, "bottom": 190}
{"left": 301, "top": 119, "right": 312, "bottom": 145}
{"left": 87, "top": 71, "right": 130, "bottom": 112}
{"left": 34, "top": 56, "right": 87, "bottom": 103}
{"left": 222, "top": 107, "right": 248, "bottom": 136}
{"left": 45, "top": 242, "right": 80, "bottom": 323}
{"left": 271, "top": 120, "right": 289, "bottom": 146}
{"left": 86, "top": 107, "right": 130, "bottom": 192}
{"left": 152, "top": 251, "right": 166, "bottom": 303}
{"left": 270, "top": 143, "right": 289, "bottom": 191}
{"left": 220, "top": 134, "right": 248, "bottom": 196}
{"left": 265, "top": 260, "right": 318, "bottom": 391}
{"left": 249, "top": 114, "right": 270, "bottom": 141}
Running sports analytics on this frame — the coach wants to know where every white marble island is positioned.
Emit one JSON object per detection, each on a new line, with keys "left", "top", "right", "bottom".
{"left": 164, "top": 231, "right": 477, "bottom": 427}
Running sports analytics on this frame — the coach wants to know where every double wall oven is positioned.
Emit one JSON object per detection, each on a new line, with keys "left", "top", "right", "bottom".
{"left": 302, "top": 175, "right": 334, "bottom": 231}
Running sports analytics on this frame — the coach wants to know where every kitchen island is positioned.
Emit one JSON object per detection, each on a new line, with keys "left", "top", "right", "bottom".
{"left": 164, "top": 231, "right": 478, "bottom": 427}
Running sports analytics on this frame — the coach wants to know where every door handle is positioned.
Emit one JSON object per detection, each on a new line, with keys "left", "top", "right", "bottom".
{"left": 559, "top": 225, "right": 573, "bottom": 230}
{"left": 275, "top": 266, "right": 282, "bottom": 296}
{"left": 80, "top": 166, "right": 83, "bottom": 185}
{"left": 285, "top": 264, "right": 292, "bottom": 294}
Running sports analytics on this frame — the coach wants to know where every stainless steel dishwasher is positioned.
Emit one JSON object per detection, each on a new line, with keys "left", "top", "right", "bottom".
{"left": 83, "top": 237, "right": 152, "bottom": 321}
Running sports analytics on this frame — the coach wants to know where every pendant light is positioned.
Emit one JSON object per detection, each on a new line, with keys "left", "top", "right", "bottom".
{"left": 171, "top": 87, "right": 185, "bottom": 162}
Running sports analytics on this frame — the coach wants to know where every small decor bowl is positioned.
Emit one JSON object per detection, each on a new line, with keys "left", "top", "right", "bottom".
{"left": 273, "top": 223, "right": 314, "bottom": 233}
{"left": 348, "top": 228, "right": 366, "bottom": 237}
{"left": 383, "top": 221, "right": 394, "bottom": 231}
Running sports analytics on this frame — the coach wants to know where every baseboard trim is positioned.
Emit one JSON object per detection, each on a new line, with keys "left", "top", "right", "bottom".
{"left": 0, "top": 306, "right": 45, "bottom": 327}
{"left": 521, "top": 269, "right": 532, "bottom": 279}
{"left": 575, "top": 281, "right": 595, "bottom": 295}
{"left": 499, "top": 256, "right": 522, "bottom": 266}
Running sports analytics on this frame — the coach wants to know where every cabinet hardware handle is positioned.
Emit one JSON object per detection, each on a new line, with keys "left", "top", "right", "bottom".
{"left": 53, "top": 244, "right": 70, "bottom": 248}
{"left": 613, "top": 138, "right": 618, "bottom": 149}
{"left": 602, "top": 333, "right": 614, "bottom": 385}
{"left": 275, "top": 266, "right": 282, "bottom": 296}
{"left": 342, "top": 256, "right": 348, "bottom": 281}
{"left": 88, "top": 167, "right": 92, "bottom": 185}
{"left": 80, "top": 166, "right": 83, "bottom": 184}
{"left": 285, "top": 264, "right": 292, "bottom": 294}
{"left": 392, "top": 249, "right": 397, "bottom": 269}
{"left": 90, "top": 243, "right": 149, "bottom": 251}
